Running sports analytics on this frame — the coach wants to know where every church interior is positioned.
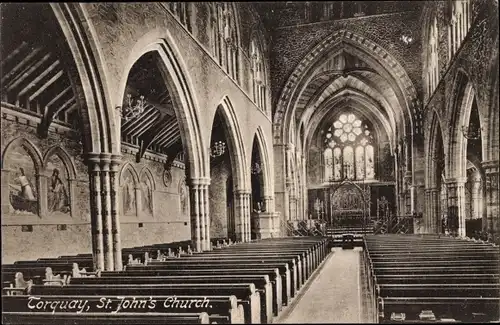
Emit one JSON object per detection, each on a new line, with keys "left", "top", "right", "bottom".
{"left": 1, "top": 1, "right": 499, "bottom": 323}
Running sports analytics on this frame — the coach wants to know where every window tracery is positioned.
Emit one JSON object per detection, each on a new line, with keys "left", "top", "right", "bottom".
{"left": 323, "top": 113, "right": 375, "bottom": 182}
{"left": 250, "top": 37, "right": 266, "bottom": 112}
{"left": 448, "top": 0, "right": 472, "bottom": 61}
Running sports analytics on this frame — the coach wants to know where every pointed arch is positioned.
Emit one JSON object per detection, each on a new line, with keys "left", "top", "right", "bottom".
{"left": 50, "top": 3, "right": 117, "bottom": 154}
{"left": 119, "top": 162, "right": 140, "bottom": 186}
{"left": 2, "top": 137, "right": 43, "bottom": 172}
{"left": 425, "top": 109, "right": 447, "bottom": 188}
{"left": 252, "top": 126, "right": 272, "bottom": 198}
{"left": 43, "top": 146, "right": 77, "bottom": 180}
{"left": 274, "top": 29, "right": 417, "bottom": 145}
{"left": 447, "top": 70, "right": 484, "bottom": 178}
{"left": 213, "top": 96, "right": 248, "bottom": 191}
{"left": 139, "top": 167, "right": 157, "bottom": 191}
{"left": 116, "top": 28, "right": 207, "bottom": 180}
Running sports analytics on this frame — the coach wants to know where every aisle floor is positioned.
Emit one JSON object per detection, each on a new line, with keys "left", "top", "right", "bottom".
{"left": 277, "top": 247, "right": 364, "bottom": 324}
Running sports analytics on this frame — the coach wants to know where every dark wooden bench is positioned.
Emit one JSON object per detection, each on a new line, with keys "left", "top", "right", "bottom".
{"left": 27, "top": 283, "right": 261, "bottom": 324}
{"left": 126, "top": 261, "right": 293, "bottom": 306}
{"left": 2, "top": 295, "right": 244, "bottom": 324}
{"left": 101, "top": 268, "right": 283, "bottom": 315}
{"left": 148, "top": 256, "right": 300, "bottom": 295}
{"left": 378, "top": 296, "right": 500, "bottom": 322}
{"left": 376, "top": 283, "right": 500, "bottom": 298}
{"left": 1, "top": 312, "right": 212, "bottom": 324}
{"left": 70, "top": 275, "right": 272, "bottom": 324}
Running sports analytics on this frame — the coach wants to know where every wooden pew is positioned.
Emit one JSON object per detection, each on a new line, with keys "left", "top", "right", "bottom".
{"left": 70, "top": 275, "right": 272, "bottom": 324}
{"left": 377, "top": 296, "right": 500, "bottom": 323}
{"left": 376, "top": 283, "right": 500, "bottom": 298}
{"left": 146, "top": 256, "right": 300, "bottom": 296}
{"left": 125, "top": 262, "right": 293, "bottom": 306}
{"left": 101, "top": 268, "right": 283, "bottom": 316}
{"left": 27, "top": 283, "right": 261, "bottom": 324}
{"left": 2, "top": 312, "right": 212, "bottom": 324}
{"left": 375, "top": 273, "right": 500, "bottom": 285}
{"left": 3, "top": 295, "right": 244, "bottom": 324}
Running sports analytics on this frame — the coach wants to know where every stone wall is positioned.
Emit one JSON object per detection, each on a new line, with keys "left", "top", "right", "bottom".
{"left": 209, "top": 159, "right": 232, "bottom": 239}
{"left": 1, "top": 112, "right": 190, "bottom": 263}
{"left": 269, "top": 10, "right": 424, "bottom": 108}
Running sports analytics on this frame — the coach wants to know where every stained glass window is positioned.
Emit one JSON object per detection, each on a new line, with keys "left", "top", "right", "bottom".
{"left": 323, "top": 113, "right": 375, "bottom": 181}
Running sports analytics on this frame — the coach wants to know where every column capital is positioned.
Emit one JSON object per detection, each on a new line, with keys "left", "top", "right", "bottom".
{"left": 482, "top": 160, "right": 499, "bottom": 173}
{"left": 445, "top": 177, "right": 467, "bottom": 185}
{"left": 189, "top": 177, "right": 211, "bottom": 186}
{"left": 110, "top": 154, "right": 123, "bottom": 164}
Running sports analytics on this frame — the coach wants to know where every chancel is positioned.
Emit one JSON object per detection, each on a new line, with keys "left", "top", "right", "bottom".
{"left": 1, "top": 1, "right": 499, "bottom": 324}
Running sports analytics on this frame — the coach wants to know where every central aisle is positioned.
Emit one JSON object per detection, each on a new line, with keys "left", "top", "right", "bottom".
{"left": 277, "top": 247, "right": 363, "bottom": 324}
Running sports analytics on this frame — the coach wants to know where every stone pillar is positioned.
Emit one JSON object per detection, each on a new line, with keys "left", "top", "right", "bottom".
{"left": 202, "top": 178, "right": 212, "bottom": 251}
{"left": 234, "top": 190, "right": 245, "bottom": 242}
{"left": 483, "top": 160, "right": 499, "bottom": 233}
{"left": 189, "top": 182, "right": 202, "bottom": 252}
{"left": 245, "top": 191, "right": 252, "bottom": 242}
{"left": 446, "top": 177, "right": 467, "bottom": 237}
{"left": 199, "top": 182, "right": 207, "bottom": 251}
{"left": 87, "top": 155, "right": 104, "bottom": 271}
{"left": 471, "top": 176, "right": 482, "bottom": 220}
{"left": 110, "top": 155, "right": 123, "bottom": 270}
{"left": 99, "top": 154, "right": 114, "bottom": 271}
{"left": 263, "top": 195, "right": 273, "bottom": 213}
{"left": 430, "top": 188, "right": 440, "bottom": 233}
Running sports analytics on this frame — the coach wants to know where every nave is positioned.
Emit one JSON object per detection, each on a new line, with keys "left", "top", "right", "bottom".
{"left": 1, "top": 1, "right": 499, "bottom": 324}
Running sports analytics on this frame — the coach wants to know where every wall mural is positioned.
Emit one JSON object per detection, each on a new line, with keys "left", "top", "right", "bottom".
{"left": 331, "top": 186, "right": 363, "bottom": 211}
{"left": 122, "top": 169, "right": 137, "bottom": 216}
{"left": 179, "top": 176, "right": 189, "bottom": 216}
{"left": 140, "top": 175, "right": 154, "bottom": 216}
{"left": 7, "top": 146, "right": 38, "bottom": 215}
{"left": 46, "top": 155, "right": 70, "bottom": 215}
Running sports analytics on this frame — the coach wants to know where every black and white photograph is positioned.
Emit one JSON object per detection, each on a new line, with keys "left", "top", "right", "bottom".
{"left": 1, "top": 1, "right": 499, "bottom": 324}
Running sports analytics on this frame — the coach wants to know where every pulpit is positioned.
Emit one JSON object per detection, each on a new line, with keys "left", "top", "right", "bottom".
{"left": 252, "top": 212, "right": 277, "bottom": 239}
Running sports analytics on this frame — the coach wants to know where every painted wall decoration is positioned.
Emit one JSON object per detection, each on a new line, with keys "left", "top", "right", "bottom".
{"left": 6, "top": 146, "right": 38, "bottom": 215}
{"left": 46, "top": 155, "right": 71, "bottom": 215}
{"left": 163, "top": 170, "right": 172, "bottom": 188}
{"left": 179, "top": 176, "right": 189, "bottom": 215}
{"left": 140, "top": 175, "right": 154, "bottom": 216}
{"left": 122, "top": 169, "right": 137, "bottom": 216}
{"left": 331, "top": 186, "right": 363, "bottom": 211}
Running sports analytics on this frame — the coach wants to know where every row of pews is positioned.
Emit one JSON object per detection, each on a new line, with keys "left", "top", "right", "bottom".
{"left": 2, "top": 237, "right": 329, "bottom": 324}
{"left": 362, "top": 234, "right": 500, "bottom": 323}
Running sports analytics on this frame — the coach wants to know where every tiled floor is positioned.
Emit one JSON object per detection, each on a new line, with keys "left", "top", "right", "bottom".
{"left": 278, "top": 247, "right": 365, "bottom": 323}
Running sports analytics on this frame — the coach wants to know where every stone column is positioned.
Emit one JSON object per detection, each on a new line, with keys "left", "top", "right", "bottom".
{"left": 189, "top": 181, "right": 202, "bottom": 252}
{"left": 110, "top": 155, "right": 123, "bottom": 270}
{"left": 483, "top": 160, "right": 499, "bottom": 233}
{"left": 245, "top": 192, "right": 252, "bottom": 242}
{"left": 87, "top": 154, "right": 104, "bottom": 271}
{"left": 424, "top": 188, "right": 431, "bottom": 232}
{"left": 199, "top": 182, "right": 207, "bottom": 251}
{"left": 263, "top": 195, "right": 273, "bottom": 213}
{"left": 471, "top": 176, "right": 482, "bottom": 220}
{"left": 99, "top": 154, "right": 114, "bottom": 271}
{"left": 430, "top": 188, "right": 440, "bottom": 233}
{"left": 446, "top": 177, "right": 467, "bottom": 237}
{"left": 201, "top": 179, "right": 211, "bottom": 250}
{"left": 234, "top": 190, "right": 245, "bottom": 242}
